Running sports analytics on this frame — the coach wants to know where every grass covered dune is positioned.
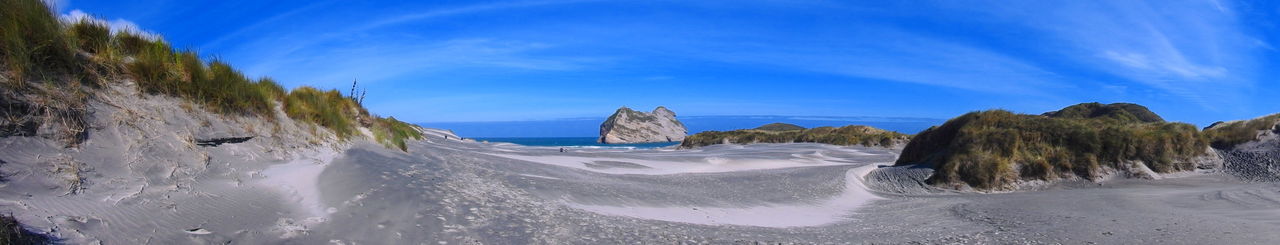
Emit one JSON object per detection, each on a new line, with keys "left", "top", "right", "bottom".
{"left": 680, "top": 123, "right": 911, "bottom": 149}
{"left": 1203, "top": 113, "right": 1280, "bottom": 149}
{"left": 896, "top": 103, "right": 1220, "bottom": 190}
{"left": 0, "top": 0, "right": 421, "bottom": 150}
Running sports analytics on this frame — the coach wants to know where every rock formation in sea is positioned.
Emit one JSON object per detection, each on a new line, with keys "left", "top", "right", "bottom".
{"left": 598, "top": 106, "right": 688, "bottom": 144}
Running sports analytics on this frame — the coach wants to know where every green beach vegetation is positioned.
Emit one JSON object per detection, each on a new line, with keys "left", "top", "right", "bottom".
{"left": 753, "top": 122, "right": 805, "bottom": 131}
{"left": 1203, "top": 114, "right": 1280, "bottom": 149}
{"left": 0, "top": 0, "right": 421, "bottom": 150}
{"left": 1040, "top": 102, "right": 1165, "bottom": 123}
{"left": 680, "top": 123, "right": 910, "bottom": 148}
{"left": 895, "top": 103, "right": 1210, "bottom": 190}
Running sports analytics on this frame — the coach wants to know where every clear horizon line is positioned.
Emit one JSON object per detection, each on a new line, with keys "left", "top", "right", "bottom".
{"left": 415, "top": 114, "right": 948, "bottom": 124}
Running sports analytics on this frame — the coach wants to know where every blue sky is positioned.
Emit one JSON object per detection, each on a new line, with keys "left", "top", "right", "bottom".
{"left": 54, "top": 0, "right": 1280, "bottom": 127}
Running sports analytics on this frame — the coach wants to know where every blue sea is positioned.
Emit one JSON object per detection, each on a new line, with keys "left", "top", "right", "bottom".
{"left": 422, "top": 115, "right": 944, "bottom": 138}
{"left": 474, "top": 137, "right": 679, "bottom": 149}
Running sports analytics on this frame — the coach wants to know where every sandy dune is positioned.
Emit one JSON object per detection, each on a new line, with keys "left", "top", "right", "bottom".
{"left": 2, "top": 88, "right": 1280, "bottom": 243}
{"left": 6, "top": 130, "right": 1280, "bottom": 243}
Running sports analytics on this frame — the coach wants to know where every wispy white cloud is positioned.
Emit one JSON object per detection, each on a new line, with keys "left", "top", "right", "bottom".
{"left": 242, "top": 39, "right": 599, "bottom": 88}
{"left": 962, "top": 0, "right": 1261, "bottom": 109}
{"left": 359, "top": 0, "right": 598, "bottom": 32}
{"left": 199, "top": 0, "right": 339, "bottom": 50}
{"left": 651, "top": 27, "right": 1067, "bottom": 96}
{"left": 221, "top": 0, "right": 604, "bottom": 88}
{"left": 192, "top": 0, "right": 1270, "bottom": 122}
{"left": 803, "top": 39, "right": 1062, "bottom": 96}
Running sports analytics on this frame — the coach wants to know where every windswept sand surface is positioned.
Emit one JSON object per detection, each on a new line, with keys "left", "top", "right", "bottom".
{"left": 5, "top": 128, "right": 1280, "bottom": 243}
{"left": 483, "top": 144, "right": 890, "bottom": 227}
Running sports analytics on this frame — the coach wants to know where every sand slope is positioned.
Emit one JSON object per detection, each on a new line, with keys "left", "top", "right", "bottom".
{"left": 3, "top": 84, "right": 1280, "bottom": 243}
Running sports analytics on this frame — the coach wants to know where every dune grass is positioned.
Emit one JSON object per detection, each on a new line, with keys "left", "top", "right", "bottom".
{"left": 753, "top": 122, "right": 804, "bottom": 131}
{"left": 0, "top": 0, "right": 78, "bottom": 85}
{"left": 896, "top": 109, "right": 1208, "bottom": 190}
{"left": 1204, "top": 114, "right": 1280, "bottom": 149}
{"left": 284, "top": 87, "right": 362, "bottom": 138}
{"left": 681, "top": 124, "right": 909, "bottom": 148}
{"left": 372, "top": 117, "right": 425, "bottom": 151}
{"left": 1041, "top": 102, "right": 1165, "bottom": 123}
{"left": 0, "top": 0, "right": 422, "bottom": 150}
{"left": 1, "top": 0, "right": 95, "bottom": 145}
{"left": 68, "top": 19, "right": 112, "bottom": 56}
{"left": 116, "top": 32, "right": 280, "bottom": 117}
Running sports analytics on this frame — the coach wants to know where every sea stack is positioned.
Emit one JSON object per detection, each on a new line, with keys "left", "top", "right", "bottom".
{"left": 599, "top": 106, "right": 688, "bottom": 144}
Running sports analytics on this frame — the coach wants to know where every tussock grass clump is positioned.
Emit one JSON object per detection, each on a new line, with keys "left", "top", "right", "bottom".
{"left": 283, "top": 86, "right": 423, "bottom": 149}
{"left": 0, "top": 0, "right": 424, "bottom": 151}
{"left": 127, "top": 40, "right": 178, "bottom": 92}
{"left": 1, "top": 0, "right": 93, "bottom": 145}
{"left": 122, "top": 36, "right": 277, "bottom": 118}
{"left": 1042, "top": 102, "right": 1165, "bottom": 123}
{"left": 68, "top": 19, "right": 112, "bottom": 55}
{"left": 896, "top": 107, "right": 1208, "bottom": 190}
{"left": 754, "top": 123, "right": 804, "bottom": 131}
{"left": 203, "top": 60, "right": 276, "bottom": 116}
{"left": 1204, "top": 114, "right": 1280, "bottom": 149}
{"left": 372, "top": 117, "right": 424, "bottom": 151}
{"left": 255, "top": 77, "right": 286, "bottom": 99}
{"left": 113, "top": 31, "right": 155, "bottom": 56}
{"left": 798, "top": 126, "right": 910, "bottom": 146}
{"left": 681, "top": 124, "right": 909, "bottom": 148}
{"left": 0, "top": 0, "right": 78, "bottom": 83}
{"left": 284, "top": 87, "right": 361, "bottom": 138}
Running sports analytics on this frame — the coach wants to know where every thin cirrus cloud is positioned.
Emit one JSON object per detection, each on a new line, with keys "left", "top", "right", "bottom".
{"left": 219, "top": 0, "right": 602, "bottom": 88}
{"left": 243, "top": 38, "right": 596, "bottom": 88}
{"left": 357, "top": 0, "right": 600, "bottom": 32}
{"left": 670, "top": 30, "right": 1068, "bottom": 96}
{"left": 58, "top": 0, "right": 1278, "bottom": 125}
{"left": 675, "top": 0, "right": 1263, "bottom": 109}
{"left": 962, "top": 0, "right": 1262, "bottom": 109}
{"left": 197, "top": 0, "right": 341, "bottom": 51}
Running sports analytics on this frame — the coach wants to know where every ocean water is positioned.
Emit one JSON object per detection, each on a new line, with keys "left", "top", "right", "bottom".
{"left": 474, "top": 137, "right": 679, "bottom": 149}
{"left": 422, "top": 115, "right": 944, "bottom": 138}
